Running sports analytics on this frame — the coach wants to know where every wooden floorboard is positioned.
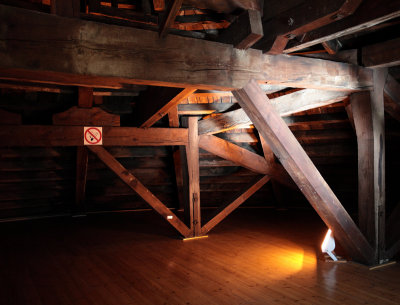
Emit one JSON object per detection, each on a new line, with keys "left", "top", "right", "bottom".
{"left": 0, "top": 209, "right": 399, "bottom": 305}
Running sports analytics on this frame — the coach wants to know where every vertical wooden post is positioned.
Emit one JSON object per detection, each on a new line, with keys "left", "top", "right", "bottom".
{"left": 168, "top": 107, "right": 189, "bottom": 212}
{"left": 351, "top": 69, "right": 387, "bottom": 263}
{"left": 74, "top": 87, "right": 93, "bottom": 215}
{"left": 186, "top": 117, "right": 201, "bottom": 236}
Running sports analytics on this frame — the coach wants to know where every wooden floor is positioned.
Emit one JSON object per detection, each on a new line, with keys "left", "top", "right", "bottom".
{"left": 0, "top": 208, "right": 399, "bottom": 305}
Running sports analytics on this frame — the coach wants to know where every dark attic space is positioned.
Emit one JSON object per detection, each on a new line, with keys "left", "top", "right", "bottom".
{"left": 0, "top": 0, "right": 400, "bottom": 304}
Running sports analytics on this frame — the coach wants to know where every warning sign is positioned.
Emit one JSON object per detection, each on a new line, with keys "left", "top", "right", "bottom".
{"left": 84, "top": 127, "right": 103, "bottom": 145}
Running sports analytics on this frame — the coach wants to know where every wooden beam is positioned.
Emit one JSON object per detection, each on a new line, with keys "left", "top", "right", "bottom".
{"left": 78, "top": 87, "right": 94, "bottom": 108}
{"left": 198, "top": 134, "right": 294, "bottom": 188}
{"left": 284, "top": 0, "right": 400, "bottom": 54}
{"left": 254, "top": 0, "right": 362, "bottom": 54}
{"left": 362, "top": 38, "right": 400, "bottom": 68}
{"left": 232, "top": 79, "right": 375, "bottom": 264}
{"left": 178, "top": 103, "right": 237, "bottom": 115}
{"left": 199, "top": 134, "right": 271, "bottom": 175}
{"left": 0, "top": 126, "right": 188, "bottom": 147}
{"left": 201, "top": 175, "right": 270, "bottom": 234}
{"left": 186, "top": 117, "right": 201, "bottom": 236}
{"left": 322, "top": 39, "right": 342, "bottom": 55}
{"left": 351, "top": 71, "right": 386, "bottom": 262}
{"left": 168, "top": 107, "right": 189, "bottom": 212}
{"left": 0, "top": 5, "right": 372, "bottom": 91}
{"left": 75, "top": 146, "right": 88, "bottom": 215}
{"left": 260, "top": 135, "right": 289, "bottom": 209}
{"left": 159, "top": 0, "right": 183, "bottom": 38}
{"left": 53, "top": 106, "right": 120, "bottom": 126}
{"left": 88, "top": 145, "right": 191, "bottom": 237}
{"left": 218, "top": 9, "right": 263, "bottom": 50}
{"left": 137, "top": 87, "right": 196, "bottom": 128}
{"left": 198, "top": 89, "right": 348, "bottom": 135}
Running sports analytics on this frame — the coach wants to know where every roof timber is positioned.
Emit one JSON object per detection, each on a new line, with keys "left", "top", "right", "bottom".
{"left": 0, "top": 5, "right": 372, "bottom": 91}
{"left": 198, "top": 89, "right": 349, "bottom": 135}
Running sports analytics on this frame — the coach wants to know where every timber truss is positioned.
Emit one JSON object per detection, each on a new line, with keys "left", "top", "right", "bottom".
{"left": 1, "top": 4, "right": 400, "bottom": 266}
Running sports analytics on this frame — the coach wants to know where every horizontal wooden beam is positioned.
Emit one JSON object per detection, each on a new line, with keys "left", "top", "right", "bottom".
{"left": 88, "top": 145, "right": 191, "bottom": 237}
{"left": 178, "top": 103, "right": 237, "bottom": 115}
{"left": 0, "top": 5, "right": 372, "bottom": 91}
{"left": 53, "top": 106, "right": 120, "bottom": 126}
{"left": 198, "top": 89, "right": 348, "bottom": 135}
{"left": 0, "top": 126, "right": 188, "bottom": 146}
{"left": 201, "top": 175, "right": 270, "bottom": 234}
{"left": 284, "top": 0, "right": 400, "bottom": 54}
{"left": 233, "top": 79, "right": 375, "bottom": 264}
{"left": 362, "top": 38, "right": 400, "bottom": 68}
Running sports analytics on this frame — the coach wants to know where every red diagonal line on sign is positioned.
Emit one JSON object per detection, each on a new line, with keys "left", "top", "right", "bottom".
{"left": 88, "top": 129, "right": 99, "bottom": 142}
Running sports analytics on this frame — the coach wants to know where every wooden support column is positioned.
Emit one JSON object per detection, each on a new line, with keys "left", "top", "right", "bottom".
{"left": 233, "top": 79, "right": 375, "bottom": 264}
{"left": 73, "top": 87, "right": 94, "bottom": 215}
{"left": 168, "top": 106, "right": 189, "bottom": 211}
{"left": 201, "top": 175, "right": 270, "bottom": 235}
{"left": 88, "top": 146, "right": 191, "bottom": 237}
{"left": 186, "top": 117, "right": 201, "bottom": 236}
{"left": 350, "top": 68, "right": 386, "bottom": 262}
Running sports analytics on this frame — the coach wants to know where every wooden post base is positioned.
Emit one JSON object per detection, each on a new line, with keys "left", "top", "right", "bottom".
{"left": 182, "top": 235, "right": 208, "bottom": 242}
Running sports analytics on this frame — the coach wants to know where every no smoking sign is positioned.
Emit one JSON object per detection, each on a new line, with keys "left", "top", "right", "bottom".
{"left": 84, "top": 127, "right": 103, "bottom": 145}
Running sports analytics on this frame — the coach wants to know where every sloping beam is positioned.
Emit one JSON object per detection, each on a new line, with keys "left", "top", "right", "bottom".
{"left": 186, "top": 117, "right": 201, "bottom": 236}
{"left": 0, "top": 126, "right": 188, "bottom": 146}
{"left": 198, "top": 89, "right": 348, "bottom": 135}
{"left": 0, "top": 5, "right": 372, "bottom": 91}
{"left": 88, "top": 146, "right": 191, "bottom": 237}
{"left": 362, "top": 38, "right": 400, "bottom": 68}
{"left": 350, "top": 69, "right": 387, "bottom": 261}
{"left": 198, "top": 134, "right": 294, "bottom": 188}
{"left": 201, "top": 175, "right": 270, "bottom": 234}
{"left": 232, "top": 79, "right": 375, "bottom": 264}
{"left": 254, "top": 0, "right": 362, "bottom": 54}
{"left": 199, "top": 134, "right": 272, "bottom": 175}
{"left": 284, "top": 0, "right": 400, "bottom": 54}
{"left": 159, "top": 0, "right": 183, "bottom": 38}
{"left": 218, "top": 9, "right": 263, "bottom": 50}
{"left": 136, "top": 87, "right": 196, "bottom": 128}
